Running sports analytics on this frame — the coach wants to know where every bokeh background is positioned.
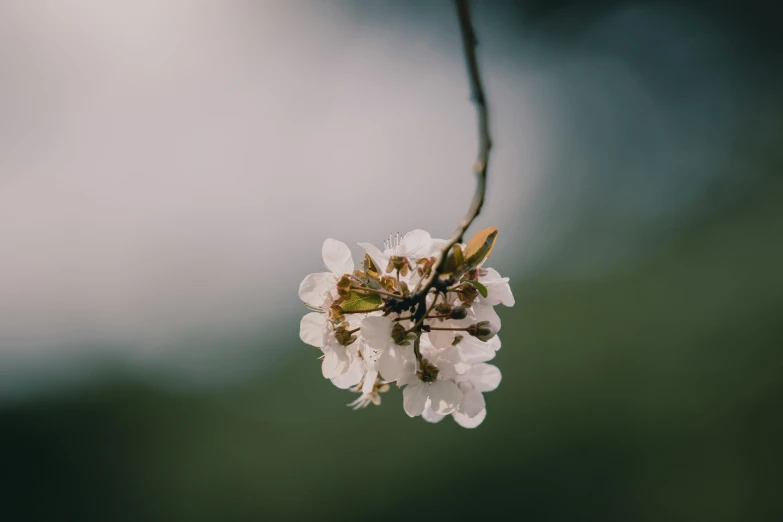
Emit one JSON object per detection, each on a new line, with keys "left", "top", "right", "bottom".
{"left": 2, "top": 1, "right": 781, "bottom": 520}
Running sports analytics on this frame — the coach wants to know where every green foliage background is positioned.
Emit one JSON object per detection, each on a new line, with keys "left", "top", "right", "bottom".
{"left": 3, "top": 163, "right": 781, "bottom": 521}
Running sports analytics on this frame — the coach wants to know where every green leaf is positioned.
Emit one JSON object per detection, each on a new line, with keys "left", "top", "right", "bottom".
{"left": 340, "top": 291, "right": 382, "bottom": 312}
{"left": 469, "top": 280, "right": 488, "bottom": 299}
{"left": 452, "top": 244, "right": 465, "bottom": 270}
{"left": 442, "top": 244, "right": 465, "bottom": 275}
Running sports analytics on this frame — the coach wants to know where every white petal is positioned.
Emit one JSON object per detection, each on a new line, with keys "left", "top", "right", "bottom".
{"left": 481, "top": 268, "right": 515, "bottom": 307}
{"left": 422, "top": 405, "right": 446, "bottom": 424}
{"left": 322, "top": 238, "right": 354, "bottom": 275}
{"left": 427, "top": 328, "right": 456, "bottom": 349}
{"left": 465, "top": 363, "right": 502, "bottom": 392}
{"left": 299, "top": 312, "right": 327, "bottom": 347}
{"left": 481, "top": 267, "right": 503, "bottom": 281}
{"left": 396, "top": 361, "right": 419, "bottom": 387}
{"left": 330, "top": 357, "right": 364, "bottom": 389}
{"left": 360, "top": 316, "right": 393, "bottom": 349}
{"left": 358, "top": 242, "right": 386, "bottom": 266}
{"left": 377, "top": 343, "right": 404, "bottom": 381}
{"left": 360, "top": 344, "right": 380, "bottom": 370}
{"left": 456, "top": 335, "right": 500, "bottom": 364}
{"left": 401, "top": 229, "right": 432, "bottom": 259}
{"left": 453, "top": 408, "right": 486, "bottom": 428}
{"left": 362, "top": 370, "right": 378, "bottom": 394}
{"left": 427, "top": 238, "right": 449, "bottom": 257}
{"left": 474, "top": 301, "right": 501, "bottom": 331}
{"left": 428, "top": 380, "right": 462, "bottom": 415}
{"left": 321, "top": 350, "right": 347, "bottom": 379}
{"left": 402, "top": 383, "right": 428, "bottom": 417}
{"left": 459, "top": 388, "right": 486, "bottom": 418}
{"left": 321, "top": 345, "right": 351, "bottom": 379}
{"left": 430, "top": 346, "right": 464, "bottom": 379}
{"left": 298, "top": 272, "right": 336, "bottom": 307}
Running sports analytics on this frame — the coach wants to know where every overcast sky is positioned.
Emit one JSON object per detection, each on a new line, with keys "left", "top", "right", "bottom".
{"left": 0, "top": 0, "right": 759, "bottom": 397}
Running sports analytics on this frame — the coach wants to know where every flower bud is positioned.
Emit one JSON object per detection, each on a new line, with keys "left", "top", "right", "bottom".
{"left": 336, "top": 275, "right": 352, "bottom": 297}
{"left": 334, "top": 323, "right": 357, "bottom": 346}
{"left": 380, "top": 276, "right": 397, "bottom": 292}
{"left": 435, "top": 302, "right": 452, "bottom": 315}
{"left": 417, "top": 358, "right": 439, "bottom": 383}
{"left": 417, "top": 257, "right": 435, "bottom": 278}
{"left": 449, "top": 306, "right": 468, "bottom": 320}
{"left": 457, "top": 283, "right": 479, "bottom": 305}
{"left": 467, "top": 320, "right": 496, "bottom": 341}
{"left": 391, "top": 323, "right": 408, "bottom": 345}
{"left": 386, "top": 255, "right": 411, "bottom": 276}
{"left": 329, "top": 304, "right": 345, "bottom": 323}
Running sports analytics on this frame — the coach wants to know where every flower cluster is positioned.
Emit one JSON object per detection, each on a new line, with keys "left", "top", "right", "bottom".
{"left": 298, "top": 228, "right": 514, "bottom": 428}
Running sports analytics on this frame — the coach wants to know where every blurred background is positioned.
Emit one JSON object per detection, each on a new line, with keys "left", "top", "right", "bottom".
{"left": 1, "top": 0, "right": 781, "bottom": 520}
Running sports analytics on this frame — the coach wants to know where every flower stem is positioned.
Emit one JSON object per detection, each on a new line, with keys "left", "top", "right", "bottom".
{"left": 413, "top": 331, "right": 423, "bottom": 367}
{"left": 427, "top": 327, "right": 469, "bottom": 331}
{"left": 394, "top": 312, "right": 450, "bottom": 322}
{"left": 350, "top": 285, "right": 401, "bottom": 299}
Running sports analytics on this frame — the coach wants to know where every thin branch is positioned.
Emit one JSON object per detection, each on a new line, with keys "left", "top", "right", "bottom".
{"left": 414, "top": 0, "right": 491, "bottom": 296}
{"left": 413, "top": 331, "right": 423, "bottom": 366}
{"left": 408, "top": 292, "right": 441, "bottom": 333}
{"left": 427, "top": 326, "right": 469, "bottom": 331}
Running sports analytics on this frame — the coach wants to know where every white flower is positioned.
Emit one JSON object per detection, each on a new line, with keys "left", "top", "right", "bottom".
{"left": 397, "top": 345, "right": 464, "bottom": 417}
{"left": 424, "top": 303, "right": 476, "bottom": 349}
{"left": 320, "top": 329, "right": 354, "bottom": 380}
{"left": 298, "top": 239, "right": 354, "bottom": 308}
{"left": 347, "top": 370, "right": 391, "bottom": 409}
{"left": 329, "top": 350, "right": 364, "bottom": 389}
{"left": 421, "top": 362, "right": 501, "bottom": 428}
{"left": 298, "top": 228, "right": 513, "bottom": 428}
{"left": 299, "top": 311, "right": 362, "bottom": 385}
{"left": 299, "top": 311, "right": 327, "bottom": 349}
{"left": 464, "top": 266, "right": 513, "bottom": 332}
{"left": 360, "top": 315, "right": 410, "bottom": 381}
{"left": 454, "top": 333, "right": 501, "bottom": 365}
{"left": 477, "top": 267, "right": 515, "bottom": 307}
{"left": 358, "top": 229, "right": 436, "bottom": 273}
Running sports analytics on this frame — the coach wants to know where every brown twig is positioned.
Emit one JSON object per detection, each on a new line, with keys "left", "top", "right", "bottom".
{"left": 414, "top": 0, "right": 491, "bottom": 297}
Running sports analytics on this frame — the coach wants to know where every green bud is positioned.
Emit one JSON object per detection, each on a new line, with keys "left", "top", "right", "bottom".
{"left": 435, "top": 302, "right": 452, "bottom": 315}
{"left": 457, "top": 283, "right": 479, "bottom": 305}
{"left": 391, "top": 323, "right": 407, "bottom": 345}
{"left": 467, "top": 321, "right": 496, "bottom": 342}
{"left": 417, "top": 358, "right": 439, "bottom": 383}
{"left": 385, "top": 256, "right": 412, "bottom": 277}
{"left": 449, "top": 306, "right": 468, "bottom": 320}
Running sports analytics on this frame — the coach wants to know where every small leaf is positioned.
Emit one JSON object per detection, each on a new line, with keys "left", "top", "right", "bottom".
{"left": 453, "top": 244, "right": 465, "bottom": 269}
{"left": 463, "top": 227, "right": 498, "bottom": 270}
{"left": 364, "top": 254, "right": 381, "bottom": 279}
{"left": 469, "top": 280, "right": 488, "bottom": 298}
{"left": 340, "top": 291, "right": 382, "bottom": 312}
{"left": 442, "top": 244, "right": 465, "bottom": 275}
